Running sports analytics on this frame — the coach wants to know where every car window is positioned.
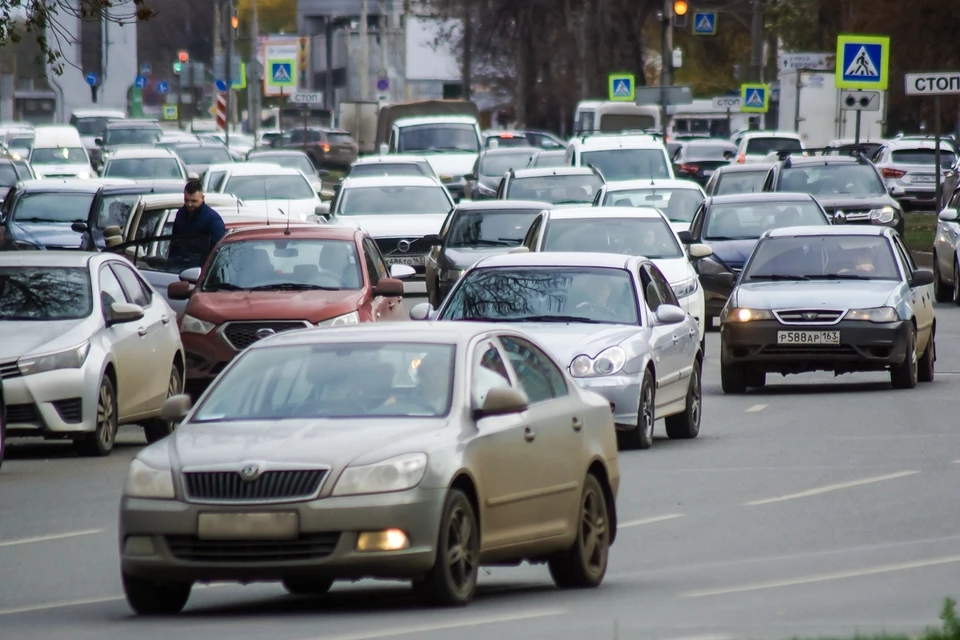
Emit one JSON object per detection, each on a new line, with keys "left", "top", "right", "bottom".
{"left": 744, "top": 137, "right": 802, "bottom": 155}
{"left": 224, "top": 174, "right": 315, "bottom": 200}
{"left": 30, "top": 147, "right": 89, "bottom": 164}
{"left": 714, "top": 170, "right": 767, "bottom": 195}
{"left": 891, "top": 149, "right": 956, "bottom": 168}
{"left": 704, "top": 201, "right": 827, "bottom": 240}
{"left": 13, "top": 192, "right": 95, "bottom": 224}
{"left": 638, "top": 266, "right": 663, "bottom": 311}
{"left": 176, "top": 146, "right": 232, "bottom": 165}
{"left": 743, "top": 235, "right": 901, "bottom": 281}
{"left": 601, "top": 188, "right": 704, "bottom": 223}
{"left": 580, "top": 149, "right": 669, "bottom": 181}
{"left": 446, "top": 209, "right": 540, "bottom": 247}
{"left": 105, "top": 158, "right": 184, "bottom": 180}
{"left": 111, "top": 262, "right": 152, "bottom": 306}
{"left": 135, "top": 208, "right": 166, "bottom": 241}
{"left": 523, "top": 214, "right": 544, "bottom": 249}
{"left": 498, "top": 335, "right": 567, "bottom": 403}
{"left": 338, "top": 185, "right": 451, "bottom": 215}
{"left": 891, "top": 235, "right": 917, "bottom": 275}
{"left": 472, "top": 342, "right": 513, "bottom": 408}
{"left": 99, "top": 265, "right": 129, "bottom": 307}
{"left": 506, "top": 174, "right": 604, "bottom": 205}
{"left": 779, "top": 165, "right": 885, "bottom": 196}
{"left": 104, "top": 128, "right": 160, "bottom": 146}
{"left": 362, "top": 237, "right": 386, "bottom": 284}
{"left": 541, "top": 216, "right": 684, "bottom": 259}
{"left": 480, "top": 151, "right": 537, "bottom": 176}
{"left": 0, "top": 266, "right": 93, "bottom": 320}
{"left": 201, "top": 239, "right": 363, "bottom": 291}
{"left": 646, "top": 263, "right": 680, "bottom": 307}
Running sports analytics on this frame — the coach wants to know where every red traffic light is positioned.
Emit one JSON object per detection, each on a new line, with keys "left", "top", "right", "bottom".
{"left": 178, "top": 51, "right": 189, "bottom": 63}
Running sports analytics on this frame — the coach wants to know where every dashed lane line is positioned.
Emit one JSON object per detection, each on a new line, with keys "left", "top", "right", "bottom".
{"left": 745, "top": 404, "right": 768, "bottom": 412}
{"left": 744, "top": 470, "right": 919, "bottom": 506}
{"left": 620, "top": 513, "right": 686, "bottom": 528}
{"left": 0, "top": 529, "right": 104, "bottom": 548}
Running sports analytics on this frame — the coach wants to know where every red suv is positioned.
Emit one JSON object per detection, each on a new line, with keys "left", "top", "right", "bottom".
{"left": 168, "top": 224, "right": 412, "bottom": 389}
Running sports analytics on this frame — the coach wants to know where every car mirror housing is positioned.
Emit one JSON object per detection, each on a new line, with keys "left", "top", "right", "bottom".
{"left": 373, "top": 277, "right": 404, "bottom": 297}
{"left": 715, "top": 272, "right": 737, "bottom": 288}
{"left": 688, "top": 243, "right": 712, "bottom": 259}
{"left": 179, "top": 267, "right": 201, "bottom": 284}
{"left": 409, "top": 302, "right": 433, "bottom": 320}
{"left": 938, "top": 208, "right": 959, "bottom": 222}
{"left": 910, "top": 269, "right": 935, "bottom": 287}
{"left": 167, "top": 281, "right": 193, "bottom": 300}
{"left": 654, "top": 304, "right": 686, "bottom": 325}
{"left": 107, "top": 301, "right": 144, "bottom": 325}
{"left": 473, "top": 387, "right": 529, "bottom": 420}
{"left": 160, "top": 394, "right": 193, "bottom": 422}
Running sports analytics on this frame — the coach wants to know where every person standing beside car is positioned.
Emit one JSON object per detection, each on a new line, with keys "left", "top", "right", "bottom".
{"left": 168, "top": 179, "right": 226, "bottom": 269}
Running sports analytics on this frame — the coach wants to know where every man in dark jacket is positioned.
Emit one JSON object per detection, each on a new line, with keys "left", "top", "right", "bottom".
{"left": 168, "top": 179, "right": 226, "bottom": 268}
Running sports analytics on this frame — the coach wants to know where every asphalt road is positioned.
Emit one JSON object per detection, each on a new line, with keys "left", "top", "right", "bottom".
{"left": 2, "top": 284, "right": 959, "bottom": 640}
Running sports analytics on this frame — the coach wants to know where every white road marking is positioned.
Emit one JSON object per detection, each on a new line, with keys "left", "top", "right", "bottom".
{"left": 681, "top": 554, "right": 960, "bottom": 598}
{"left": 0, "top": 528, "right": 104, "bottom": 548}
{"left": 661, "top": 635, "right": 736, "bottom": 640}
{"left": 620, "top": 513, "right": 686, "bottom": 528}
{"left": 300, "top": 608, "right": 567, "bottom": 640}
{"left": 744, "top": 470, "right": 919, "bottom": 506}
{"left": 0, "top": 584, "right": 226, "bottom": 616}
{"left": 745, "top": 404, "right": 768, "bottom": 412}
{"left": 953, "top": 459, "right": 960, "bottom": 464}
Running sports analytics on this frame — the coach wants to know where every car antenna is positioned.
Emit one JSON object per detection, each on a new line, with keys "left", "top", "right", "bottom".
{"left": 261, "top": 174, "right": 270, "bottom": 225}
{"left": 283, "top": 198, "right": 292, "bottom": 235}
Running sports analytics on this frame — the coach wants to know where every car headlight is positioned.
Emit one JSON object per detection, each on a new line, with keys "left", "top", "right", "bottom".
{"left": 181, "top": 314, "right": 215, "bottom": 334}
{"left": 477, "top": 183, "right": 497, "bottom": 195}
{"left": 671, "top": 275, "right": 699, "bottom": 299}
{"left": 696, "top": 256, "right": 728, "bottom": 275}
{"left": 869, "top": 206, "right": 897, "bottom": 224}
{"left": 570, "top": 346, "right": 627, "bottom": 378}
{"left": 441, "top": 268, "right": 465, "bottom": 281}
{"left": 844, "top": 306, "right": 898, "bottom": 323}
{"left": 17, "top": 342, "right": 90, "bottom": 375}
{"left": 123, "top": 459, "right": 175, "bottom": 499}
{"left": 722, "top": 307, "right": 775, "bottom": 323}
{"left": 332, "top": 452, "right": 428, "bottom": 496}
{"left": 318, "top": 310, "right": 360, "bottom": 327}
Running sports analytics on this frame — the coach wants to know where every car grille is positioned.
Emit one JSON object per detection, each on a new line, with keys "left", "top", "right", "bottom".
{"left": 165, "top": 533, "right": 340, "bottom": 563}
{"left": 761, "top": 344, "right": 857, "bottom": 356}
{"left": 6, "top": 403, "right": 39, "bottom": 425}
{"left": 376, "top": 237, "right": 431, "bottom": 257}
{"left": 220, "top": 321, "right": 311, "bottom": 351}
{"left": 0, "top": 361, "right": 20, "bottom": 379}
{"left": 829, "top": 208, "right": 872, "bottom": 221}
{"left": 183, "top": 469, "right": 327, "bottom": 502}
{"left": 773, "top": 309, "right": 845, "bottom": 325}
{"left": 52, "top": 398, "right": 83, "bottom": 423}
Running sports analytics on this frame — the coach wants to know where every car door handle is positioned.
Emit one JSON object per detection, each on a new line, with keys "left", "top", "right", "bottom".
{"left": 160, "top": 315, "right": 170, "bottom": 324}
{"left": 572, "top": 417, "right": 583, "bottom": 432}
{"left": 672, "top": 334, "right": 680, "bottom": 342}
{"left": 523, "top": 427, "right": 536, "bottom": 442}
{"left": 137, "top": 327, "right": 148, "bottom": 337}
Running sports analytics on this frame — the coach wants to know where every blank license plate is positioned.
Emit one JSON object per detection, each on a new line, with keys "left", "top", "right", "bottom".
{"left": 197, "top": 512, "right": 298, "bottom": 540}
{"left": 702, "top": 169, "right": 714, "bottom": 175}
{"left": 777, "top": 331, "right": 840, "bottom": 345}
{"left": 911, "top": 175, "right": 935, "bottom": 183}
{"left": 387, "top": 256, "right": 424, "bottom": 266}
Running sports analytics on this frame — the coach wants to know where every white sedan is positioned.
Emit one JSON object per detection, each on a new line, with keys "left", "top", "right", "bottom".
{"left": 0, "top": 252, "right": 184, "bottom": 455}
{"left": 520, "top": 206, "right": 710, "bottom": 342}
{"left": 207, "top": 163, "right": 325, "bottom": 221}
{"left": 592, "top": 178, "right": 706, "bottom": 233}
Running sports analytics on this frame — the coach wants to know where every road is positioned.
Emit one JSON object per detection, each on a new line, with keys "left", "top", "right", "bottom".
{"left": 1, "top": 283, "right": 958, "bottom": 640}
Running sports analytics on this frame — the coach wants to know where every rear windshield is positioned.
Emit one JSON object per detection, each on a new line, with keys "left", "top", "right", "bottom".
{"left": 683, "top": 144, "right": 735, "bottom": 159}
{"left": 714, "top": 170, "right": 767, "bottom": 195}
{"left": 480, "top": 151, "right": 537, "bottom": 176}
{"left": 327, "top": 133, "right": 355, "bottom": 145}
{"left": 745, "top": 137, "right": 802, "bottom": 155}
{"left": 506, "top": 174, "right": 604, "bottom": 205}
{"left": 891, "top": 149, "right": 956, "bottom": 168}
{"left": 0, "top": 164, "right": 19, "bottom": 186}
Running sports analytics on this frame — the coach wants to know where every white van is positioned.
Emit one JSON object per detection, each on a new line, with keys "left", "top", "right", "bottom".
{"left": 572, "top": 101, "right": 662, "bottom": 136}
{"left": 565, "top": 134, "right": 675, "bottom": 181}
{"left": 28, "top": 126, "right": 95, "bottom": 179}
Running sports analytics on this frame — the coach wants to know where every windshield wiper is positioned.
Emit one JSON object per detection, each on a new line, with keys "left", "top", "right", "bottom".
{"left": 452, "top": 239, "right": 520, "bottom": 247}
{"left": 248, "top": 283, "right": 341, "bottom": 291}
{"left": 19, "top": 217, "right": 66, "bottom": 223}
{"left": 511, "top": 314, "right": 605, "bottom": 324}
{"left": 809, "top": 273, "right": 874, "bottom": 280}
{"left": 551, "top": 200, "right": 589, "bottom": 205}
{"left": 747, "top": 274, "right": 811, "bottom": 281}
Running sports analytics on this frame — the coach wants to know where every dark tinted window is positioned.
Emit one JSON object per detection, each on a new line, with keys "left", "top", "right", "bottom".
{"left": 779, "top": 164, "right": 885, "bottom": 196}
{"left": 499, "top": 335, "right": 567, "bottom": 403}
{"left": 104, "top": 127, "right": 160, "bottom": 145}
{"left": 175, "top": 146, "right": 232, "bottom": 165}
{"left": 506, "top": 174, "right": 604, "bottom": 204}
{"left": 542, "top": 217, "right": 683, "bottom": 259}
{"left": 891, "top": 149, "right": 956, "bottom": 168}
{"left": 73, "top": 117, "right": 114, "bottom": 136}
{"left": 111, "top": 263, "right": 152, "bottom": 306}
{"left": 744, "top": 137, "right": 802, "bottom": 155}
{"left": 446, "top": 209, "right": 539, "bottom": 247}
{"left": 714, "top": 170, "right": 768, "bottom": 195}
{"left": 598, "top": 113, "right": 655, "bottom": 132}
{"left": 744, "top": 235, "right": 900, "bottom": 281}
{"left": 581, "top": 149, "right": 669, "bottom": 181}
{"left": 480, "top": 151, "right": 537, "bottom": 176}
{"left": 398, "top": 124, "right": 479, "bottom": 153}
{"left": 104, "top": 158, "right": 184, "bottom": 179}
{"left": 704, "top": 201, "right": 827, "bottom": 240}
{"left": 683, "top": 144, "right": 736, "bottom": 159}
{"left": 0, "top": 267, "right": 93, "bottom": 320}
{"left": 12, "top": 192, "right": 94, "bottom": 224}
{"left": 327, "top": 133, "right": 355, "bottom": 145}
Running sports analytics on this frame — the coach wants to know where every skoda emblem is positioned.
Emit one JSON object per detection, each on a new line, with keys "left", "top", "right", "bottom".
{"left": 397, "top": 239, "right": 412, "bottom": 253}
{"left": 255, "top": 327, "right": 276, "bottom": 340}
{"left": 240, "top": 464, "right": 260, "bottom": 480}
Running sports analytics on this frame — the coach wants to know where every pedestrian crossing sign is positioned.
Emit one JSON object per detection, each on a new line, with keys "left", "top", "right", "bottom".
{"left": 268, "top": 60, "right": 295, "bottom": 87}
{"left": 608, "top": 73, "right": 635, "bottom": 102}
{"left": 162, "top": 105, "right": 178, "bottom": 120}
{"left": 693, "top": 12, "right": 716, "bottom": 35}
{"left": 739, "top": 83, "right": 769, "bottom": 113}
{"left": 836, "top": 35, "right": 889, "bottom": 90}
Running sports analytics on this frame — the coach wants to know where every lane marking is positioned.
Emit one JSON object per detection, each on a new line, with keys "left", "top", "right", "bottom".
{"left": 744, "top": 470, "right": 919, "bottom": 506}
{"left": 299, "top": 608, "right": 567, "bottom": 640}
{"left": 0, "top": 584, "right": 226, "bottom": 617}
{"left": 620, "top": 513, "right": 686, "bottom": 528}
{"left": 0, "top": 529, "right": 104, "bottom": 548}
{"left": 953, "top": 459, "right": 960, "bottom": 464}
{"left": 681, "top": 554, "right": 960, "bottom": 598}
{"left": 745, "top": 404, "right": 768, "bottom": 412}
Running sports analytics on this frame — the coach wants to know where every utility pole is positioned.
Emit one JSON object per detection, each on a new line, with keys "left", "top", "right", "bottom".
{"left": 462, "top": 0, "right": 472, "bottom": 100}
{"left": 249, "top": 0, "right": 262, "bottom": 140}
{"left": 403, "top": 0, "right": 411, "bottom": 101}
{"left": 225, "top": 0, "right": 235, "bottom": 146}
{"left": 749, "top": 0, "right": 764, "bottom": 83}
{"left": 660, "top": 0, "right": 672, "bottom": 139}
{"left": 379, "top": 0, "right": 389, "bottom": 101}
{"left": 359, "top": 0, "right": 369, "bottom": 100}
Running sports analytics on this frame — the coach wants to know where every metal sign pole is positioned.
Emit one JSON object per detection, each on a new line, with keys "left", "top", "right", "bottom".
{"left": 935, "top": 95, "right": 942, "bottom": 208}
{"left": 854, "top": 110, "right": 862, "bottom": 146}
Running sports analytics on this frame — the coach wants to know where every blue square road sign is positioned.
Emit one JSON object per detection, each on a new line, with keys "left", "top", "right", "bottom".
{"left": 693, "top": 12, "right": 716, "bottom": 35}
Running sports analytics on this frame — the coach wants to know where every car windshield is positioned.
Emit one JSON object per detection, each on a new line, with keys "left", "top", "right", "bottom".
{"left": 714, "top": 170, "right": 768, "bottom": 195}
{"left": 251, "top": 154, "right": 314, "bottom": 175}
{"left": 744, "top": 235, "right": 900, "bottom": 281}
{"left": 104, "top": 128, "right": 160, "bottom": 145}
{"left": 348, "top": 163, "right": 425, "bottom": 178}
{"left": 480, "top": 151, "right": 537, "bottom": 177}
{"left": 531, "top": 152, "right": 567, "bottom": 168}
{"left": 506, "top": 174, "right": 604, "bottom": 204}
{"left": 704, "top": 201, "right": 827, "bottom": 241}
{"left": 192, "top": 342, "right": 456, "bottom": 421}
{"left": 175, "top": 146, "right": 232, "bottom": 165}
{"left": 581, "top": 149, "right": 670, "bottom": 181}
{"left": 446, "top": 210, "right": 540, "bottom": 247}
{"left": 542, "top": 217, "right": 683, "bottom": 259}
{"left": 12, "top": 192, "right": 93, "bottom": 223}
{"left": 602, "top": 188, "right": 704, "bottom": 222}
{"left": 7, "top": 135, "right": 33, "bottom": 150}
{"left": 30, "top": 147, "right": 88, "bottom": 164}
{"left": 398, "top": 124, "right": 480, "bottom": 153}
{"left": 338, "top": 185, "right": 450, "bottom": 215}
{"left": 442, "top": 266, "right": 639, "bottom": 325}
{"left": 891, "top": 149, "right": 956, "bottom": 168}
{"left": 224, "top": 174, "right": 315, "bottom": 200}
{"left": 779, "top": 165, "right": 885, "bottom": 196}
{"left": 104, "top": 157, "right": 184, "bottom": 179}
{"left": 0, "top": 267, "right": 92, "bottom": 320}
{"left": 745, "top": 137, "right": 802, "bottom": 155}
{"left": 201, "top": 238, "right": 362, "bottom": 291}
{"left": 74, "top": 117, "right": 115, "bottom": 136}
{"left": 0, "top": 164, "right": 19, "bottom": 186}
{"left": 95, "top": 193, "right": 142, "bottom": 229}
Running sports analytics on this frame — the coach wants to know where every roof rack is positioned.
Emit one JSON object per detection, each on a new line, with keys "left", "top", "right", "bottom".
{"left": 776, "top": 146, "right": 873, "bottom": 165}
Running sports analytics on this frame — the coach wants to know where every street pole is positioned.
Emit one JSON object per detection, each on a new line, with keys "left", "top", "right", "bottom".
{"left": 403, "top": 0, "right": 411, "bottom": 102}
{"left": 462, "top": 0, "right": 472, "bottom": 101}
{"left": 935, "top": 95, "right": 942, "bottom": 209}
{"left": 249, "top": 0, "right": 261, "bottom": 140}
{"left": 660, "top": 0, "right": 670, "bottom": 139}
{"left": 359, "top": 0, "right": 369, "bottom": 100}
{"left": 854, "top": 110, "right": 862, "bottom": 146}
{"left": 379, "top": 0, "right": 389, "bottom": 100}
{"left": 749, "top": 0, "right": 764, "bottom": 129}
{"left": 225, "top": 0, "right": 234, "bottom": 146}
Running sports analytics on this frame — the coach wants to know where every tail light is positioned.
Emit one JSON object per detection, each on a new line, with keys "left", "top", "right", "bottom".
{"left": 736, "top": 154, "right": 745, "bottom": 164}
{"left": 319, "top": 143, "right": 331, "bottom": 152}
{"left": 881, "top": 167, "right": 906, "bottom": 179}
{"left": 680, "top": 163, "right": 700, "bottom": 174}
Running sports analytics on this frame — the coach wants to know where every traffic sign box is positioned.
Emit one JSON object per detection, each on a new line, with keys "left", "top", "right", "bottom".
{"left": 608, "top": 73, "right": 635, "bottom": 102}
{"left": 290, "top": 92, "right": 323, "bottom": 105}
{"left": 693, "top": 12, "right": 716, "bottom": 35}
{"left": 134, "top": 76, "right": 147, "bottom": 89}
{"left": 904, "top": 72, "right": 960, "bottom": 96}
{"left": 268, "top": 60, "right": 295, "bottom": 87}
{"left": 162, "top": 105, "right": 178, "bottom": 120}
{"left": 836, "top": 34, "right": 890, "bottom": 90}
{"left": 740, "top": 83, "right": 769, "bottom": 113}
{"left": 157, "top": 81, "right": 169, "bottom": 94}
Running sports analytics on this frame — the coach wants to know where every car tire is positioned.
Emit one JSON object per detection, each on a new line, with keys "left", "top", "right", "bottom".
{"left": 74, "top": 376, "right": 118, "bottom": 457}
{"left": 918, "top": 327, "right": 936, "bottom": 383}
{"left": 620, "top": 369, "right": 655, "bottom": 450}
{"left": 933, "top": 256, "right": 952, "bottom": 303}
{"left": 953, "top": 261, "right": 960, "bottom": 306}
{"left": 412, "top": 489, "right": 479, "bottom": 606}
{"left": 282, "top": 577, "right": 334, "bottom": 596}
{"left": 720, "top": 359, "right": 747, "bottom": 394}
{"left": 665, "top": 358, "right": 701, "bottom": 440}
{"left": 143, "top": 364, "right": 183, "bottom": 444}
{"left": 746, "top": 368, "right": 766, "bottom": 388}
{"left": 548, "top": 473, "right": 609, "bottom": 589}
{"left": 0, "top": 390, "right": 5, "bottom": 471}
{"left": 890, "top": 326, "right": 918, "bottom": 390}
{"left": 122, "top": 572, "right": 191, "bottom": 615}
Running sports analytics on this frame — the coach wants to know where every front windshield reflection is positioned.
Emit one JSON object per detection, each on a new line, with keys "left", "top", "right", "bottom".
{"left": 202, "top": 239, "right": 362, "bottom": 291}
{"left": 704, "top": 202, "right": 828, "bottom": 241}
{"left": 0, "top": 267, "right": 93, "bottom": 320}
{"left": 744, "top": 235, "right": 901, "bottom": 281}
{"left": 542, "top": 217, "right": 683, "bottom": 259}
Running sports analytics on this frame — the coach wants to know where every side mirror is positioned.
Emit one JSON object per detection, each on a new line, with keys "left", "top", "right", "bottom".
{"left": 688, "top": 243, "right": 712, "bottom": 258}
{"left": 317, "top": 169, "right": 330, "bottom": 177}
{"left": 179, "top": 266, "right": 201, "bottom": 284}
{"left": 654, "top": 304, "right": 687, "bottom": 325}
{"left": 910, "top": 269, "right": 935, "bottom": 287}
{"left": 409, "top": 302, "right": 433, "bottom": 320}
{"left": 71, "top": 221, "right": 88, "bottom": 233}
{"left": 107, "top": 301, "right": 144, "bottom": 325}
{"left": 939, "top": 208, "right": 959, "bottom": 222}
{"left": 167, "top": 280, "right": 193, "bottom": 300}
{"left": 722, "top": 150, "right": 734, "bottom": 160}
{"left": 473, "top": 387, "right": 529, "bottom": 420}
{"left": 373, "top": 277, "right": 404, "bottom": 297}
{"left": 464, "top": 173, "right": 475, "bottom": 181}
{"left": 315, "top": 203, "right": 330, "bottom": 216}
{"left": 421, "top": 233, "right": 441, "bottom": 246}
{"left": 94, "top": 138, "right": 103, "bottom": 146}
{"left": 509, "top": 246, "right": 530, "bottom": 254}
{"left": 389, "top": 264, "right": 416, "bottom": 280}
{"left": 715, "top": 272, "right": 737, "bottom": 288}
{"left": 159, "top": 394, "right": 193, "bottom": 423}
{"left": 379, "top": 143, "right": 389, "bottom": 156}
{"left": 677, "top": 230, "right": 693, "bottom": 244}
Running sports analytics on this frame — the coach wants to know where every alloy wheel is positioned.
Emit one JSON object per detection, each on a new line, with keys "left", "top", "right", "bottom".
{"left": 97, "top": 383, "right": 117, "bottom": 450}
{"left": 579, "top": 485, "right": 609, "bottom": 575}
{"left": 445, "top": 505, "right": 476, "bottom": 594}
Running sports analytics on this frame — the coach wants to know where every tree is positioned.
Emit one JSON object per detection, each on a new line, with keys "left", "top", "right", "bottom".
{"left": 235, "top": 0, "right": 297, "bottom": 36}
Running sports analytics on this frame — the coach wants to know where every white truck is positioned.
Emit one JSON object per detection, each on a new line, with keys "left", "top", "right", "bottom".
{"left": 777, "top": 68, "right": 886, "bottom": 149}
{"left": 337, "top": 101, "right": 378, "bottom": 154}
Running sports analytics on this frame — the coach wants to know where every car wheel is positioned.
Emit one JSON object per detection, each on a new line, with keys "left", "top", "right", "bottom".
{"left": 74, "top": 376, "right": 118, "bottom": 457}
{"left": 122, "top": 572, "right": 191, "bottom": 615}
{"left": 953, "top": 261, "right": 960, "bottom": 306}
{"left": 548, "top": 473, "right": 609, "bottom": 589}
{"left": 890, "top": 326, "right": 918, "bottom": 390}
{"left": 918, "top": 327, "right": 935, "bottom": 383}
{"left": 281, "top": 577, "right": 334, "bottom": 596}
{"left": 720, "top": 359, "right": 747, "bottom": 394}
{"left": 665, "top": 358, "right": 701, "bottom": 439}
{"left": 0, "top": 394, "right": 5, "bottom": 471}
{"left": 413, "top": 489, "right": 479, "bottom": 606}
{"left": 620, "top": 369, "right": 654, "bottom": 450}
{"left": 934, "top": 256, "right": 952, "bottom": 303}
{"left": 143, "top": 365, "right": 182, "bottom": 444}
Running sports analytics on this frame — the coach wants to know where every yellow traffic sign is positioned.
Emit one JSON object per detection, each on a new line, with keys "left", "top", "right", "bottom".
{"left": 608, "top": 73, "right": 635, "bottom": 102}
{"left": 162, "top": 105, "right": 178, "bottom": 120}
{"left": 740, "top": 83, "right": 769, "bottom": 113}
{"left": 836, "top": 34, "right": 889, "bottom": 91}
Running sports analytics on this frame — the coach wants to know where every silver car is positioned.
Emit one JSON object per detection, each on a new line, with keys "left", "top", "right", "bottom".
{"left": 0, "top": 252, "right": 184, "bottom": 455}
{"left": 872, "top": 139, "right": 957, "bottom": 209}
{"left": 119, "top": 322, "right": 620, "bottom": 614}
{"left": 412, "top": 251, "right": 703, "bottom": 450}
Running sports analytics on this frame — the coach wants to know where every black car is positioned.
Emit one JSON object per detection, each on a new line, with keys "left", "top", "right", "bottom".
{"left": 703, "top": 162, "right": 774, "bottom": 196}
{"left": 93, "top": 120, "right": 163, "bottom": 172}
{"left": 761, "top": 152, "right": 904, "bottom": 235}
{"left": 423, "top": 199, "right": 550, "bottom": 307}
{"left": 679, "top": 192, "right": 833, "bottom": 325}
{"left": 466, "top": 147, "right": 538, "bottom": 200}
{"left": 496, "top": 166, "right": 605, "bottom": 206}
{"left": 671, "top": 139, "right": 737, "bottom": 186}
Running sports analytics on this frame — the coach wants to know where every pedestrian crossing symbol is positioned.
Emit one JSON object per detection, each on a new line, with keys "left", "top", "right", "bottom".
{"left": 836, "top": 35, "right": 889, "bottom": 90}
{"left": 608, "top": 73, "right": 635, "bottom": 102}
{"left": 739, "top": 83, "right": 769, "bottom": 113}
{"left": 268, "top": 60, "right": 295, "bottom": 87}
{"left": 693, "top": 12, "right": 716, "bottom": 35}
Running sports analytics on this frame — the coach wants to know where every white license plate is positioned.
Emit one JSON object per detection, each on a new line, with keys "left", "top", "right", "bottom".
{"left": 911, "top": 175, "right": 935, "bottom": 183}
{"left": 777, "top": 331, "right": 840, "bottom": 345}
{"left": 387, "top": 256, "right": 424, "bottom": 266}
{"left": 197, "top": 512, "right": 298, "bottom": 540}
{"left": 702, "top": 169, "right": 714, "bottom": 175}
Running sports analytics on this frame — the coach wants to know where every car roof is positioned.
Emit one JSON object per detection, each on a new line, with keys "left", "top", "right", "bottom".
{"left": 545, "top": 205, "right": 664, "bottom": 220}
{"left": 258, "top": 320, "right": 541, "bottom": 349}
{"left": 455, "top": 200, "right": 551, "bottom": 211}
{"left": 575, "top": 135, "right": 665, "bottom": 150}
{"left": 0, "top": 250, "right": 106, "bottom": 267}
{"left": 100, "top": 180, "right": 186, "bottom": 194}
{"left": 351, "top": 154, "right": 429, "bottom": 165}
{"left": 477, "top": 251, "right": 635, "bottom": 270}
{"left": 604, "top": 178, "right": 703, "bottom": 191}
{"left": 764, "top": 225, "right": 888, "bottom": 238}
{"left": 511, "top": 167, "right": 599, "bottom": 178}
{"left": 16, "top": 178, "right": 126, "bottom": 193}
{"left": 106, "top": 120, "right": 162, "bottom": 129}
{"left": 394, "top": 115, "right": 478, "bottom": 126}
{"left": 226, "top": 164, "right": 302, "bottom": 176}
{"left": 741, "top": 131, "right": 803, "bottom": 140}
{"left": 713, "top": 162, "right": 775, "bottom": 173}
{"left": 708, "top": 192, "right": 815, "bottom": 205}
{"left": 223, "top": 224, "right": 358, "bottom": 242}
{"left": 107, "top": 147, "right": 180, "bottom": 159}
{"left": 340, "top": 175, "right": 441, "bottom": 188}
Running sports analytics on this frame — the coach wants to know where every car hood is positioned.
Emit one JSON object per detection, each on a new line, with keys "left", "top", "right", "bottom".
{"left": 651, "top": 257, "right": 693, "bottom": 284}
{"left": 507, "top": 322, "right": 641, "bottom": 364}
{"left": 171, "top": 420, "right": 447, "bottom": 469}
{"left": 186, "top": 289, "right": 364, "bottom": 324}
{"left": 704, "top": 239, "right": 760, "bottom": 268}
{"left": 13, "top": 222, "right": 83, "bottom": 249}
{"left": 241, "top": 198, "right": 319, "bottom": 221}
{"left": 33, "top": 164, "right": 91, "bottom": 177}
{"left": 812, "top": 195, "right": 890, "bottom": 211}
{"left": 422, "top": 154, "right": 478, "bottom": 177}
{"left": 331, "top": 214, "right": 447, "bottom": 238}
{"left": 733, "top": 280, "right": 896, "bottom": 310}
{"left": 443, "top": 246, "right": 518, "bottom": 268}
{"left": 0, "top": 319, "right": 88, "bottom": 361}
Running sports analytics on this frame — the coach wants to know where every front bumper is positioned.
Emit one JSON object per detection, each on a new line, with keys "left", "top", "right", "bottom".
{"left": 2, "top": 367, "right": 96, "bottom": 435}
{"left": 720, "top": 319, "right": 910, "bottom": 375}
{"left": 119, "top": 487, "right": 446, "bottom": 583}
{"left": 573, "top": 374, "right": 640, "bottom": 429}
{"left": 701, "top": 272, "right": 737, "bottom": 317}
{"left": 182, "top": 331, "right": 236, "bottom": 383}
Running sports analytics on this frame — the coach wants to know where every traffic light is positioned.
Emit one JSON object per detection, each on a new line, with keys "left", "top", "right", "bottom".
{"left": 673, "top": 0, "right": 688, "bottom": 28}
{"left": 173, "top": 61, "right": 182, "bottom": 74}
{"left": 178, "top": 50, "right": 189, "bottom": 63}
